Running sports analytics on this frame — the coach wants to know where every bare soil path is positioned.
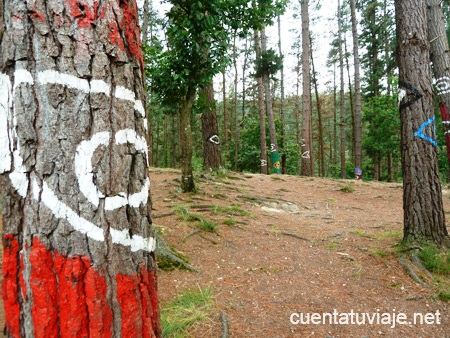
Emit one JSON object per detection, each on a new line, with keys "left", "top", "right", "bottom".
{"left": 152, "top": 168, "right": 450, "bottom": 338}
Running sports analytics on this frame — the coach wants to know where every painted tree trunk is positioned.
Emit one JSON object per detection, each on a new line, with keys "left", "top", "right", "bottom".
{"left": 260, "top": 29, "right": 281, "bottom": 174}
{"left": 200, "top": 84, "right": 223, "bottom": 170}
{"left": 301, "top": 0, "right": 313, "bottom": 176}
{"left": 254, "top": 31, "right": 268, "bottom": 175}
{"left": 427, "top": 0, "right": 450, "bottom": 182}
{"left": 396, "top": 0, "right": 449, "bottom": 246}
{"left": 350, "top": 0, "right": 363, "bottom": 180}
{"left": 0, "top": 1, "right": 161, "bottom": 337}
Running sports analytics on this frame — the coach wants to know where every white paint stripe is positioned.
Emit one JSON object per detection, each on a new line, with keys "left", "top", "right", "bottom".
{"left": 41, "top": 180, "right": 105, "bottom": 242}
{"left": 13, "top": 69, "right": 34, "bottom": 91}
{"left": 75, "top": 131, "right": 110, "bottom": 207}
{"left": 105, "top": 194, "right": 128, "bottom": 211}
{"left": 398, "top": 89, "right": 407, "bottom": 106}
{"left": 115, "top": 86, "right": 135, "bottom": 102}
{"left": 115, "top": 128, "right": 149, "bottom": 166}
{"left": 110, "top": 228, "right": 156, "bottom": 252}
{"left": 442, "top": 121, "right": 450, "bottom": 124}
{"left": 0, "top": 74, "right": 12, "bottom": 173}
{"left": 9, "top": 150, "right": 28, "bottom": 197}
{"left": 438, "top": 89, "right": 450, "bottom": 95}
{"left": 128, "top": 178, "right": 150, "bottom": 208}
{"left": 90, "top": 80, "right": 110, "bottom": 96}
{"left": 134, "top": 100, "right": 145, "bottom": 117}
{"left": 38, "top": 70, "right": 90, "bottom": 93}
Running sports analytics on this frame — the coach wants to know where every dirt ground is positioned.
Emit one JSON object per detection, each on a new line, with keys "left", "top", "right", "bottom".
{"left": 152, "top": 168, "right": 450, "bottom": 338}
{"left": 1, "top": 168, "right": 450, "bottom": 337}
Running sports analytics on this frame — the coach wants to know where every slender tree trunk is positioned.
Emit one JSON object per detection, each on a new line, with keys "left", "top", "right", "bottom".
{"left": 427, "top": 0, "right": 450, "bottom": 182}
{"left": 311, "top": 42, "right": 325, "bottom": 177}
{"left": 278, "top": 15, "right": 287, "bottom": 174}
{"left": 180, "top": 86, "right": 196, "bottom": 192}
{"left": 261, "top": 29, "right": 281, "bottom": 174}
{"left": 295, "top": 44, "right": 302, "bottom": 175}
{"left": 301, "top": 0, "right": 313, "bottom": 176}
{"left": 171, "top": 113, "right": 177, "bottom": 168}
{"left": 200, "top": 84, "right": 223, "bottom": 170}
{"left": 163, "top": 115, "right": 169, "bottom": 167}
{"left": 233, "top": 33, "right": 239, "bottom": 172}
{"left": 222, "top": 71, "right": 228, "bottom": 161}
{"left": 0, "top": 1, "right": 161, "bottom": 336}
{"left": 345, "top": 41, "right": 355, "bottom": 166}
{"left": 254, "top": 30, "right": 268, "bottom": 174}
{"left": 396, "top": 0, "right": 449, "bottom": 246}
{"left": 351, "top": 0, "right": 363, "bottom": 180}
{"left": 154, "top": 115, "right": 160, "bottom": 167}
{"left": 338, "top": 0, "right": 346, "bottom": 178}
{"left": 333, "top": 64, "right": 338, "bottom": 167}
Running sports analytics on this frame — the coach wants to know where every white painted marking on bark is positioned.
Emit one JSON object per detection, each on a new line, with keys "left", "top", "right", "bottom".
{"left": 110, "top": 228, "right": 156, "bottom": 252}
{"left": 398, "top": 89, "right": 407, "bottom": 106}
{"left": 0, "top": 74, "right": 12, "bottom": 173}
{"left": 75, "top": 131, "right": 110, "bottom": 207}
{"left": 128, "top": 178, "right": 150, "bottom": 208}
{"left": 436, "top": 76, "right": 450, "bottom": 96}
{"left": 9, "top": 150, "right": 28, "bottom": 197}
{"left": 13, "top": 69, "right": 34, "bottom": 91}
{"left": 90, "top": 80, "right": 110, "bottom": 96}
{"left": 115, "top": 86, "right": 135, "bottom": 102}
{"left": 41, "top": 180, "right": 105, "bottom": 242}
{"left": 38, "top": 70, "right": 90, "bottom": 93}
{"left": 134, "top": 100, "right": 145, "bottom": 117}
{"left": 115, "top": 128, "right": 148, "bottom": 153}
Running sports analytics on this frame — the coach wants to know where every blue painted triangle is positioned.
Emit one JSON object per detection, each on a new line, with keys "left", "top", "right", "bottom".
{"left": 414, "top": 116, "right": 437, "bottom": 147}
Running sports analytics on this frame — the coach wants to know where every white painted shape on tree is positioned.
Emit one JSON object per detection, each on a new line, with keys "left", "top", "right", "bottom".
{"left": 115, "top": 86, "right": 135, "bottom": 102}
{"left": 115, "top": 128, "right": 148, "bottom": 153}
{"left": 9, "top": 150, "right": 28, "bottom": 197}
{"left": 110, "top": 228, "right": 156, "bottom": 252}
{"left": 13, "top": 69, "right": 34, "bottom": 92}
{"left": 436, "top": 76, "right": 450, "bottom": 96}
{"left": 41, "top": 180, "right": 105, "bottom": 242}
{"left": 37, "top": 70, "right": 90, "bottom": 93}
{"left": 90, "top": 79, "right": 111, "bottom": 96}
{"left": 75, "top": 131, "right": 110, "bottom": 207}
{"left": 0, "top": 73, "right": 12, "bottom": 173}
{"left": 105, "top": 193, "right": 128, "bottom": 211}
{"left": 128, "top": 178, "right": 150, "bottom": 208}
{"left": 398, "top": 89, "right": 407, "bottom": 106}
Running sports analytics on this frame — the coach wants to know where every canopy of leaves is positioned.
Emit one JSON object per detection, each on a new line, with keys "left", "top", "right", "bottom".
{"left": 254, "top": 48, "right": 283, "bottom": 78}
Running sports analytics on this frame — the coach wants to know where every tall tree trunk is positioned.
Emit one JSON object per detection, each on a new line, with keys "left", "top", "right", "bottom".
{"left": 345, "top": 41, "right": 355, "bottom": 165}
{"left": 0, "top": 1, "right": 161, "bottom": 337}
{"left": 261, "top": 29, "right": 281, "bottom": 174}
{"left": 233, "top": 33, "right": 239, "bottom": 172}
{"left": 351, "top": 0, "right": 363, "bottom": 180}
{"left": 396, "top": 0, "right": 449, "bottom": 246}
{"left": 333, "top": 63, "right": 338, "bottom": 167}
{"left": 254, "top": 30, "right": 268, "bottom": 174}
{"left": 222, "top": 71, "right": 229, "bottom": 162}
{"left": 180, "top": 86, "right": 196, "bottom": 192}
{"left": 200, "top": 84, "right": 223, "bottom": 170}
{"left": 338, "top": 0, "right": 346, "bottom": 178}
{"left": 278, "top": 15, "right": 287, "bottom": 174}
{"left": 311, "top": 49, "right": 325, "bottom": 177}
{"left": 427, "top": 0, "right": 450, "bottom": 182}
{"left": 301, "top": 0, "right": 313, "bottom": 176}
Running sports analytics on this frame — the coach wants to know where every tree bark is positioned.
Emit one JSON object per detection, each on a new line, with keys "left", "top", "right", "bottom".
{"left": 301, "top": 0, "right": 313, "bottom": 176}
{"left": 254, "top": 30, "right": 268, "bottom": 174}
{"left": 261, "top": 29, "right": 281, "bottom": 174}
{"left": 338, "top": 0, "right": 346, "bottom": 178}
{"left": 200, "top": 84, "right": 223, "bottom": 170}
{"left": 233, "top": 33, "right": 239, "bottom": 172}
{"left": 427, "top": 0, "right": 450, "bottom": 182}
{"left": 350, "top": 0, "right": 363, "bottom": 180}
{"left": 180, "top": 86, "right": 196, "bottom": 192}
{"left": 0, "top": 0, "right": 161, "bottom": 337}
{"left": 396, "top": 0, "right": 449, "bottom": 246}
{"left": 278, "top": 15, "right": 287, "bottom": 174}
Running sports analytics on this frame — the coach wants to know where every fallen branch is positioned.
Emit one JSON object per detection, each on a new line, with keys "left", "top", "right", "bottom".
{"left": 220, "top": 312, "right": 229, "bottom": 338}
{"left": 182, "top": 229, "right": 201, "bottom": 243}
{"left": 280, "top": 232, "right": 310, "bottom": 241}
{"left": 152, "top": 212, "right": 175, "bottom": 219}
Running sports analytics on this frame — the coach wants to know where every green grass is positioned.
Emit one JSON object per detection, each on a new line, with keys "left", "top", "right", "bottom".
{"left": 325, "top": 242, "right": 339, "bottom": 249}
{"left": 339, "top": 185, "right": 355, "bottom": 193}
{"left": 173, "top": 205, "right": 217, "bottom": 232}
{"left": 212, "top": 205, "right": 249, "bottom": 216}
{"left": 418, "top": 245, "right": 450, "bottom": 275}
{"left": 223, "top": 218, "right": 237, "bottom": 227}
{"left": 161, "top": 287, "right": 214, "bottom": 337}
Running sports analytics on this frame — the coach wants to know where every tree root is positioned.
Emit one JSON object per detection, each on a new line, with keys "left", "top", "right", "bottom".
{"left": 398, "top": 253, "right": 434, "bottom": 287}
{"left": 220, "top": 312, "right": 229, "bottom": 338}
{"left": 155, "top": 231, "right": 200, "bottom": 273}
{"left": 280, "top": 232, "right": 310, "bottom": 241}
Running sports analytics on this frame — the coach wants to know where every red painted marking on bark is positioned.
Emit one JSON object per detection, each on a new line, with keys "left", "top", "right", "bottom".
{"left": 67, "top": 0, "right": 99, "bottom": 28}
{"left": 85, "top": 265, "right": 113, "bottom": 337}
{"left": 29, "top": 237, "right": 59, "bottom": 338}
{"left": 116, "top": 273, "right": 142, "bottom": 337}
{"left": 2, "top": 235, "right": 21, "bottom": 338}
{"left": 54, "top": 252, "right": 90, "bottom": 337}
{"left": 19, "top": 251, "right": 27, "bottom": 301}
{"left": 139, "top": 267, "right": 160, "bottom": 338}
{"left": 119, "top": 0, "right": 144, "bottom": 69}
{"left": 31, "top": 12, "right": 45, "bottom": 21}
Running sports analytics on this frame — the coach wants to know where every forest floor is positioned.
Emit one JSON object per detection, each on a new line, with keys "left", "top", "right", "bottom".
{"left": 152, "top": 168, "right": 450, "bottom": 338}
{"left": 1, "top": 168, "right": 450, "bottom": 337}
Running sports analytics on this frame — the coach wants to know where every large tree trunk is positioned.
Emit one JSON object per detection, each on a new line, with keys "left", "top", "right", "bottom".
{"left": 301, "top": 0, "right": 313, "bottom": 176}
{"left": 180, "top": 86, "right": 196, "bottom": 192}
{"left": 261, "top": 29, "right": 281, "bottom": 174}
{"left": 200, "top": 84, "right": 223, "bottom": 170}
{"left": 396, "top": 0, "right": 449, "bottom": 246}
{"left": 427, "top": 0, "right": 450, "bottom": 182}
{"left": 338, "top": 0, "right": 346, "bottom": 179}
{"left": 350, "top": 0, "right": 363, "bottom": 180}
{"left": 254, "top": 30, "right": 268, "bottom": 174}
{"left": 0, "top": 0, "right": 161, "bottom": 337}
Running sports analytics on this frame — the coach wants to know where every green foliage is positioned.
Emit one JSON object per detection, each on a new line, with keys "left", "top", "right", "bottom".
{"left": 174, "top": 205, "right": 217, "bottom": 232}
{"left": 254, "top": 48, "right": 284, "bottom": 78}
{"left": 161, "top": 287, "right": 214, "bottom": 337}
{"left": 418, "top": 245, "right": 450, "bottom": 275}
